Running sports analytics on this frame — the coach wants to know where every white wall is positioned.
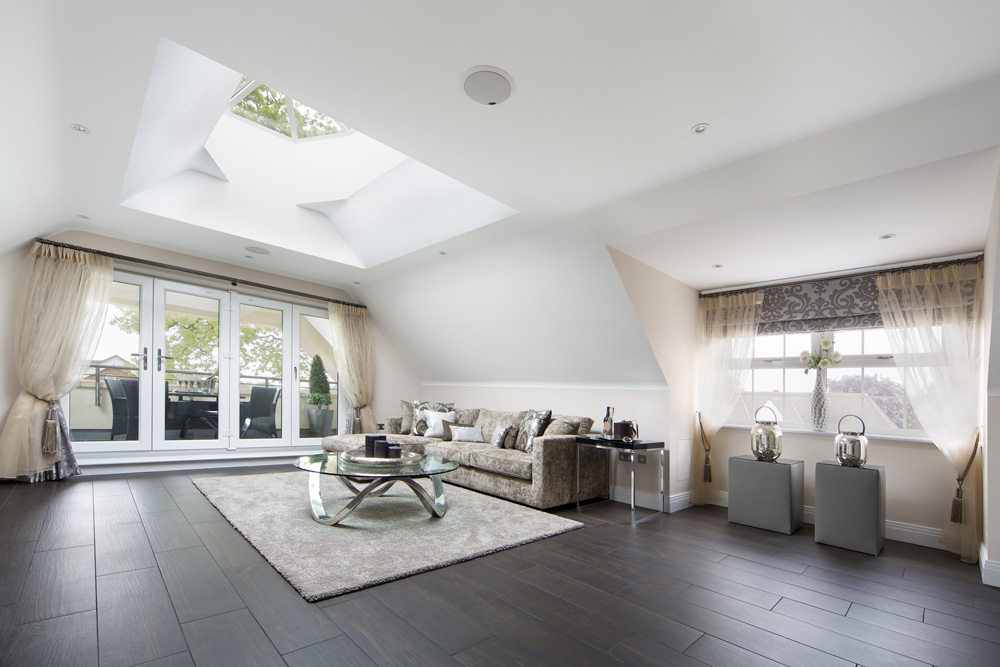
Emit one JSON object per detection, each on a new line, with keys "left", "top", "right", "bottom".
{"left": 982, "top": 164, "right": 1000, "bottom": 582}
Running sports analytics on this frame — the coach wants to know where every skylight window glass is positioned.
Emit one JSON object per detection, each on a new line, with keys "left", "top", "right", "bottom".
{"left": 231, "top": 83, "right": 292, "bottom": 137}
{"left": 292, "top": 100, "right": 346, "bottom": 138}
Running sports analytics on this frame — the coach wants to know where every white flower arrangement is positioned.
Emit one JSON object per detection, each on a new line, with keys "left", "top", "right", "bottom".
{"left": 801, "top": 336, "right": 842, "bottom": 373}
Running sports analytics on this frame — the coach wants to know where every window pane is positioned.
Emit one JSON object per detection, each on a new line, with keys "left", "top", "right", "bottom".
{"left": 70, "top": 282, "right": 141, "bottom": 442}
{"left": 292, "top": 100, "right": 346, "bottom": 138}
{"left": 299, "top": 314, "right": 338, "bottom": 437}
{"left": 752, "top": 396, "right": 784, "bottom": 422}
{"left": 754, "top": 334, "right": 783, "bottom": 358}
{"left": 786, "top": 368, "right": 813, "bottom": 394}
{"left": 239, "top": 305, "right": 283, "bottom": 440}
{"left": 827, "top": 367, "right": 863, "bottom": 426}
{"left": 753, "top": 369, "right": 783, "bottom": 393}
{"left": 786, "top": 333, "right": 811, "bottom": 358}
{"left": 164, "top": 292, "right": 219, "bottom": 441}
{"left": 864, "top": 368, "right": 912, "bottom": 430}
{"left": 832, "top": 330, "right": 862, "bottom": 355}
{"left": 863, "top": 329, "right": 893, "bottom": 355}
{"left": 231, "top": 84, "right": 292, "bottom": 137}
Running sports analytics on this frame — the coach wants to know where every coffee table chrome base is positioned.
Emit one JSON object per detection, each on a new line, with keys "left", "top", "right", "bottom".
{"left": 307, "top": 471, "right": 447, "bottom": 526}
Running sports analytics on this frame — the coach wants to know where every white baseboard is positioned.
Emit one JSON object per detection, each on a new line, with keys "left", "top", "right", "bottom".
{"left": 981, "top": 544, "right": 1000, "bottom": 588}
{"left": 711, "top": 491, "right": 945, "bottom": 551}
{"left": 609, "top": 485, "right": 689, "bottom": 514}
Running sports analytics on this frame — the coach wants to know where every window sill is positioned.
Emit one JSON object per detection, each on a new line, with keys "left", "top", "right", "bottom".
{"left": 721, "top": 423, "right": 932, "bottom": 444}
{"left": 76, "top": 445, "right": 323, "bottom": 475}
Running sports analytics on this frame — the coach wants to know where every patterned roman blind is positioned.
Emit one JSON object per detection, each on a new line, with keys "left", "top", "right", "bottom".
{"left": 704, "top": 256, "right": 982, "bottom": 335}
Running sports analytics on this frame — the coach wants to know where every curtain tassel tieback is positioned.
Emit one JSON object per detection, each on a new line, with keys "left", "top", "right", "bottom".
{"left": 42, "top": 400, "right": 61, "bottom": 456}
{"left": 697, "top": 411, "right": 712, "bottom": 483}
{"left": 950, "top": 428, "right": 981, "bottom": 524}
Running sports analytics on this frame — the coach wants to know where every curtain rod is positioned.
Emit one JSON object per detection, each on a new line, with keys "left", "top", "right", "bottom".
{"left": 699, "top": 252, "right": 984, "bottom": 298}
{"left": 33, "top": 237, "right": 366, "bottom": 309}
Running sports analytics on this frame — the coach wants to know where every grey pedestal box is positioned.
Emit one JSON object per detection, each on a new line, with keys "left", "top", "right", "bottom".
{"left": 728, "top": 455, "right": 804, "bottom": 534}
{"left": 814, "top": 461, "right": 885, "bottom": 556}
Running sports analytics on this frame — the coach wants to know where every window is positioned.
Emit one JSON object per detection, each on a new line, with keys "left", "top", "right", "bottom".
{"left": 230, "top": 77, "right": 348, "bottom": 141}
{"left": 729, "top": 329, "right": 923, "bottom": 437}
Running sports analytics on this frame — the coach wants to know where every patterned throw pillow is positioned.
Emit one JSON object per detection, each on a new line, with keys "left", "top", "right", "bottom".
{"left": 514, "top": 409, "right": 552, "bottom": 453}
{"left": 491, "top": 425, "right": 512, "bottom": 448}
{"left": 422, "top": 410, "right": 456, "bottom": 438}
{"left": 454, "top": 408, "right": 482, "bottom": 426}
{"left": 451, "top": 425, "right": 485, "bottom": 443}
{"left": 578, "top": 417, "right": 595, "bottom": 435}
{"left": 544, "top": 418, "right": 582, "bottom": 436}
{"left": 399, "top": 400, "right": 415, "bottom": 435}
{"left": 411, "top": 401, "right": 455, "bottom": 435}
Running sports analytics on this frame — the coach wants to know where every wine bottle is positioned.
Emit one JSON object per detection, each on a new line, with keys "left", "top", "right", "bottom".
{"left": 603, "top": 406, "right": 614, "bottom": 439}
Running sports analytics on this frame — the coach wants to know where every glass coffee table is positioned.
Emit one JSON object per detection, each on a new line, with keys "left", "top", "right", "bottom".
{"left": 293, "top": 452, "right": 459, "bottom": 526}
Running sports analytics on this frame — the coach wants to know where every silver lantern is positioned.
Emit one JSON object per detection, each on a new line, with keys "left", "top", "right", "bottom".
{"left": 750, "top": 406, "right": 782, "bottom": 462}
{"left": 835, "top": 415, "right": 868, "bottom": 467}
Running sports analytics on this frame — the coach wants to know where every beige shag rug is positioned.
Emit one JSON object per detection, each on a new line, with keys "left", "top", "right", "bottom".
{"left": 194, "top": 471, "right": 582, "bottom": 601}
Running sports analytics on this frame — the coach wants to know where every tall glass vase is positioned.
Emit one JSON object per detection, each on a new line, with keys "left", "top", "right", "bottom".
{"left": 811, "top": 369, "right": 828, "bottom": 431}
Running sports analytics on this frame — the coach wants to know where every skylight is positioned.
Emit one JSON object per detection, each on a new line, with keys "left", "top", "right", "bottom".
{"left": 230, "top": 78, "right": 348, "bottom": 141}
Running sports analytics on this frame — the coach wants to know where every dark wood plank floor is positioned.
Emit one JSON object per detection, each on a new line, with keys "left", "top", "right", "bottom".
{"left": 1, "top": 465, "right": 999, "bottom": 666}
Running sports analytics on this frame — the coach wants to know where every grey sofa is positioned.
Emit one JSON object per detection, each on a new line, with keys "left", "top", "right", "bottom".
{"left": 321, "top": 407, "right": 608, "bottom": 509}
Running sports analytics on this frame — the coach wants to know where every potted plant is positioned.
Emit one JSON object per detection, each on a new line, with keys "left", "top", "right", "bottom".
{"left": 306, "top": 354, "right": 335, "bottom": 437}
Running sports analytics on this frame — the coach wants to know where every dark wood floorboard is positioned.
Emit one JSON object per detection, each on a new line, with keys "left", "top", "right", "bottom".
{"left": 1, "top": 467, "right": 999, "bottom": 666}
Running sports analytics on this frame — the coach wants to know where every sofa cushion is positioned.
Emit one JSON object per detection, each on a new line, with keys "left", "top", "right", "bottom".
{"left": 422, "top": 441, "right": 492, "bottom": 466}
{"left": 411, "top": 401, "right": 455, "bottom": 435}
{"left": 474, "top": 409, "right": 527, "bottom": 449}
{"left": 514, "top": 409, "right": 552, "bottom": 453}
{"left": 323, "top": 433, "right": 436, "bottom": 454}
{"left": 491, "top": 425, "right": 512, "bottom": 448}
{"left": 551, "top": 413, "right": 595, "bottom": 435}
{"left": 544, "top": 417, "right": 581, "bottom": 436}
{"left": 455, "top": 408, "right": 481, "bottom": 425}
{"left": 399, "top": 400, "right": 415, "bottom": 435}
{"left": 451, "top": 424, "right": 484, "bottom": 442}
{"left": 423, "top": 410, "right": 456, "bottom": 438}
{"left": 442, "top": 421, "right": 473, "bottom": 441}
{"left": 384, "top": 417, "right": 404, "bottom": 435}
{"left": 467, "top": 448, "right": 533, "bottom": 481}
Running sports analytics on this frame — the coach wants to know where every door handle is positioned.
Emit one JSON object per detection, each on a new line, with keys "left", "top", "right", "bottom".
{"left": 130, "top": 347, "right": 148, "bottom": 371}
{"left": 157, "top": 349, "right": 173, "bottom": 372}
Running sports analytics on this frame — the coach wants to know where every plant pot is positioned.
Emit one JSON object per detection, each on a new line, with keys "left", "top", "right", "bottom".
{"left": 307, "top": 407, "right": 335, "bottom": 437}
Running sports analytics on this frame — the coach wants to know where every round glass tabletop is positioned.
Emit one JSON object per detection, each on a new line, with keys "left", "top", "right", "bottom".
{"left": 293, "top": 452, "right": 458, "bottom": 479}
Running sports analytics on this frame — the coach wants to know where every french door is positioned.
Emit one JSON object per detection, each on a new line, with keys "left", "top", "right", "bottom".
{"left": 69, "top": 271, "right": 337, "bottom": 453}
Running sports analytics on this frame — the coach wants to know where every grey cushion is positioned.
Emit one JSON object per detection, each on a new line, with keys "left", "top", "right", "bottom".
{"left": 474, "top": 409, "right": 527, "bottom": 449}
{"left": 467, "top": 448, "right": 533, "bottom": 481}
{"left": 491, "top": 425, "right": 512, "bottom": 448}
{"left": 384, "top": 417, "right": 403, "bottom": 435}
{"left": 441, "top": 421, "right": 473, "bottom": 442}
{"left": 399, "top": 400, "right": 415, "bottom": 435}
{"left": 514, "top": 409, "right": 552, "bottom": 452}
{"left": 455, "top": 408, "right": 481, "bottom": 425}
{"left": 544, "top": 417, "right": 581, "bottom": 436}
{"left": 451, "top": 425, "right": 484, "bottom": 442}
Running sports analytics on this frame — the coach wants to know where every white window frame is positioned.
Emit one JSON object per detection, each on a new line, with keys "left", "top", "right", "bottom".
{"left": 728, "top": 329, "right": 927, "bottom": 439}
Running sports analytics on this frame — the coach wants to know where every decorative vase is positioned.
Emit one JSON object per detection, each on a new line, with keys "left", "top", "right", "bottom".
{"left": 307, "top": 406, "right": 335, "bottom": 437}
{"left": 811, "top": 369, "right": 828, "bottom": 431}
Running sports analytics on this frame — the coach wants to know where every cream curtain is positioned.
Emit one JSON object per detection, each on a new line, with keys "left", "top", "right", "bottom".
{"left": 0, "top": 242, "right": 112, "bottom": 481}
{"left": 876, "top": 261, "right": 983, "bottom": 562}
{"left": 328, "top": 302, "right": 377, "bottom": 434}
{"left": 694, "top": 291, "right": 760, "bottom": 505}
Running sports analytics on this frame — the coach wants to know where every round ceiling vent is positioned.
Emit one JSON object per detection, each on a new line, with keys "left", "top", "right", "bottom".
{"left": 461, "top": 66, "right": 514, "bottom": 106}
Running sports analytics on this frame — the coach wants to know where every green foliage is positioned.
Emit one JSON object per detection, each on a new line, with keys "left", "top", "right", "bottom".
{"left": 306, "top": 354, "right": 331, "bottom": 407}
{"left": 109, "top": 307, "right": 282, "bottom": 378}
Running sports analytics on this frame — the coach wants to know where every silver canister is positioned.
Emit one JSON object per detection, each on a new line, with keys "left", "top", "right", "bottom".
{"left": 750, "top": 406, "right": 782, "bottom": 462}
{"left": 835, "top": 415, "right": 868, "bottom": 467}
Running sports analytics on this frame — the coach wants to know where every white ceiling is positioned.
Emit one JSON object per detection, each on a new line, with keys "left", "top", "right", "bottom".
{"left": 4, "top": 1, "right": 1000, "bottom": 386}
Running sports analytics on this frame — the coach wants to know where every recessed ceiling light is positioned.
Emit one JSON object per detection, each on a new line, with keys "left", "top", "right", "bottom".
{"left": 878, "top": 233, "right": 896, "bottom": 240}
{"left": 353, "top": 281, "right": 361, "bottom": 285}
{"left": 76, "top": 214, "right": 90, "bottom": 220}
{"left": 69, "top": 123, "right": 91, "bottom": 134}
{"left": 245, "top": 246, "right": 270, "bottom": 255}
{"left": 461, "top": 66, "right": 514, "bottom": 106}
{"left": 244, "top": 255, "right": 254, "bottom": 259}
{"left": 691, "top": 123, "right": 711, "bottom": 135}
{"left": 439, "top": 251, "right": 448, "bottom": 256}
{"left": 712, "top": 263, "right": 723, "bottom": 269}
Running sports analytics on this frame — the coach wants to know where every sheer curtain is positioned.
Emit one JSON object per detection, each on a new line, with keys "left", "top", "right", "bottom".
{"left": 876, "top": 261, "right": 983, "bottom": 562}
{"left": 694, "top": 291, "right": 760, "bottom": 505}
{"left": 0, "top": 242, "right": 112, "bottom": 481}
{"left": 328, "top": 302, "right": 377, "bottom": 434}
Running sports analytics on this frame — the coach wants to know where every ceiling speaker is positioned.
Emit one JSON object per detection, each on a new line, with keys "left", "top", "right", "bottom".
{"left": 461, "top": 66, "right": 514, "bottom": 106}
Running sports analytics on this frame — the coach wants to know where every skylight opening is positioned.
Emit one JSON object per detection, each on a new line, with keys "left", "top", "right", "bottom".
{"left": 229, "top": 78, "right": 349, "bottom": 141}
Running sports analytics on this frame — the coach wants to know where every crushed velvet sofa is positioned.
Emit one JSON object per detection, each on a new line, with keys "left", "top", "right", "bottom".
{"left": 321, "top": 406, "right": 609, "bottom": 509}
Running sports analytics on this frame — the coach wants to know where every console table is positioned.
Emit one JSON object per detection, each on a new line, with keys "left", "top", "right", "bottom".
{"left": 728, "top": 455, "right": 803, "bottom": 534}
{"left": 575, "top": 436, "right": 667, "bottom": 525}
{"left": 814, "top": 461, "right": 885, "bottom": 556}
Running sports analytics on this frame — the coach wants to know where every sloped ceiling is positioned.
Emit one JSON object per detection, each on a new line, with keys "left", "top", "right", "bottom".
{"left": 3, "top": 1, "right": 1000, "bottom": 388}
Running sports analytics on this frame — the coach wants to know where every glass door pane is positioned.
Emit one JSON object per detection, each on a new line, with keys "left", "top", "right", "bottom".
{"left": 162, "top": 290, "right": 220, "bottom": 442}
{"left": 239, "top": 304, "right": 283, "bottom": 440}
{"left": 296, "top": 311, "right": 337, "bottom": 439}
{"left": 69, "top": 281, "right": 144, "bottom": 443}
